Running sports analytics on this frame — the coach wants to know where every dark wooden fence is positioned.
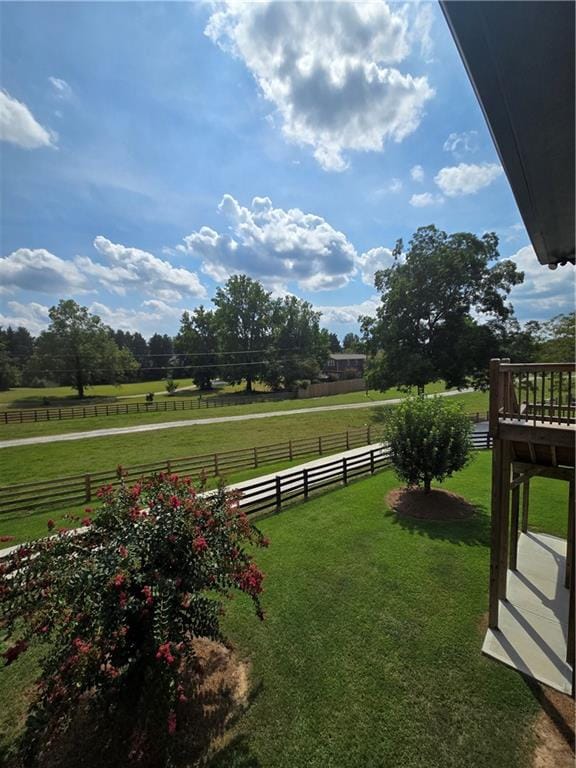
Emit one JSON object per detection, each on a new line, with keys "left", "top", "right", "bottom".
{"left": 0, "top": 427, "right": 492, "bottom": 518}
{"left": 1, "top": 391, "right": 295, "bottom": 425}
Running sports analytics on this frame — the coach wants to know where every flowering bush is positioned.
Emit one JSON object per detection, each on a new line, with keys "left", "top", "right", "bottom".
{"left": 0, "top": 471, "right": 268, "bottom": 763}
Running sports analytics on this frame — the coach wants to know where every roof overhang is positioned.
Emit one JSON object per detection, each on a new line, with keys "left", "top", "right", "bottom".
{"left": 441, "top": 1, "right": 575, "bottom": 268}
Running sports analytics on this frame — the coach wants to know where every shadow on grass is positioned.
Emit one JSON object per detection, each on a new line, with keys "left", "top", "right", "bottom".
{"left": 207, "top": 734, "right": 262, "bottom": 768}
{"left": 385, "top": 503, "right": 491, "bottom": 548}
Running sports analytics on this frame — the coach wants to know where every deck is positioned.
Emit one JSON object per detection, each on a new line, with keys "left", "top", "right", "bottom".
{"left": 483, "top": 531, "right": 573, "bottom": 695}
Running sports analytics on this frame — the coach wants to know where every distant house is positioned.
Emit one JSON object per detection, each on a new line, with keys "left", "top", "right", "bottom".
{"left": 324, "top": 353, "right": 367, "bottom": 379}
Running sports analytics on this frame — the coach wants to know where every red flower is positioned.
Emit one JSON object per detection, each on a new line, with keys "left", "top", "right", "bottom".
{"left": 72, "top": 637, "right": 92, "bottom": 654}
{"left": 155, "top": 643, "right": 176, "bottom": 665}
{"left": 47, "top": 519, "right": 55, "bottom": 531}
{"left": 193, "top": 535, "right": 208, "bottom": 553}
{"left": 236, "top": 563, "right": 264, "bottom": 596}
{"left": 142, "top": 585, "right": 154, "bottom": 606}
{"left": 118, "top": 545, "right": 128, "bottom": 558}
{"left": 261, "top": 536, "right": 270, "bottom": 548}
{"left": 113, "top": 573, "right": 126, "bottom": 588}
{"left": 118, "top": 591, "right": 128, "bottom": 608}
{"left": 81, "top": 517, "right": 92, "bottom": 527}
{"left": 169, "top": 495, "right": 180, "bottom": 508}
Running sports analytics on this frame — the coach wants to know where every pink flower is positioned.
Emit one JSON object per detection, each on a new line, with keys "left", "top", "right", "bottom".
{"left": 81, "top": 517, "right": 92, "bottom": 527}
{"left": 193, "top": 535, "right": 208, "bottom": 553}
{"left": 167, "top": 711, "right": 177, "bottom": 736}
{"left": 236, "top": 563, "right": 264, "bottom": 596}
{"left": 47, "top": 519, "right": 55, "bottom": 531}
{"left": 169, "top": 495, "right": 180, "bottom": 508}
{"left": 155, "top": 643, "right": 176, "bottom": 665}
{"left": 113, "top": 573, "right": 125, "bottom": 588}
{"left": 142, "top": 585, "right": 154, "bottom": 606}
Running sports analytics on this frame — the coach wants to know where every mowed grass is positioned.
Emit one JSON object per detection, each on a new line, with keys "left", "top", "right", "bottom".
{"left": 0, "top": 380, "right": 187, "bottom": 409}
{"left": 0, "top": 452, "right": 569, "bottom": 766}
{"left": 0, "top": 384, "right": 487, "bottom": 442}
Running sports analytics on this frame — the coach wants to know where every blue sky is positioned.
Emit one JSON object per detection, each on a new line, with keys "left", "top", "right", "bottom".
{"left": 1, "top": 1, "right": 573, "bottom": 339}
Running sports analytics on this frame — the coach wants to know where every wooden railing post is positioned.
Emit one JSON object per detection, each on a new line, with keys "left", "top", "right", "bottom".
{"left": 303, "top": 468, "right": 309, "bottom": 500}
{"left": 275, "top": 476, "right": 282, "bottom": 512}
{"left": 85, "top": 474, "right": 92, "bottom": 502}
{"left": 343, "top": 456, "right": 348, "bottom": 486}
{"left": 489, "top": 358, "right": 501, "bottom": 437}
{"left": 509, "top": 472, "right": 520, "bottom": 570}
{"left": 370, "top": 450, "right": 375, "bottom": 474}
{"left": 521, "top": 480, "right": 530, "bottom": 533}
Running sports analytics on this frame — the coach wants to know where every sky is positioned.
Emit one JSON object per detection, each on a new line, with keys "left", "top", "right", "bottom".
{"left": 1, "top": 0, "right": 573, "bottom": 339}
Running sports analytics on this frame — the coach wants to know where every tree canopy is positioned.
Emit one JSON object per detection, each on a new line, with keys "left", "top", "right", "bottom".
{"left": 362, "top": 226, "right": 524, "bottom": 392}
{"left": 175, "top": 307, "right": 220, "bottom": 390}
{"left": 27, "top": 300, "right": 138, "bottom": 398}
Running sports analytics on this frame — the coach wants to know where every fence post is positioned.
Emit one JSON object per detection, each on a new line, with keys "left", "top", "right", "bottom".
{"left": 370, "top": 450, "right": 375, "bottom": 474}
{"left": 318, "top": 436, "right": 323, "bottom": 455}
{"left": 346, "top": 430, "right": 350, "bottom": 450}
{"left": 303, "top": 468, "right": 309, "bottom": 500}
{"left": 166, "top": 460, "right": 171, "bottom": 474}
{"left": 289, "top": 440, "right": 293, "bottom": 461}
{"left": 343, "top": 456, "right": 348, "bottom": 486}
{"left": 253, "top": 447, "right": 258, "bottom": 468}
{"left": 34, "top": 410, "right": 37, "bottom": 422}
{"left": 85, "top": 474, "right": 92, "bottom": 502}
{"left": 214, "top": 454, "right": 219, "bottom": 476}
{"left": 367, "top": 425, "right": 372, "bottom": 444}
{"left": 275, "top": 476, "right": 282, "bottom": 512}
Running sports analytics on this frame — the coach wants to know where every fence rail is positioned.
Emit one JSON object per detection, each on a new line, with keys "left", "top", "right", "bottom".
{"left": 0, "top": 425, "right": 492, "bottom": 517}
{"left": 0, "top": 391, "right": 295, "bottom": 425}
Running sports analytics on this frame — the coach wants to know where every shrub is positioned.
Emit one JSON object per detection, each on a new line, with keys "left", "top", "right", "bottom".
{"left": 0, "top": 472, "right": 268, "bottom": 763}
{"left": 382, "top": 395, "right": 473, "bottom": 493}
{"left": 165, "top": 378, "right": 179, "bottom": 395}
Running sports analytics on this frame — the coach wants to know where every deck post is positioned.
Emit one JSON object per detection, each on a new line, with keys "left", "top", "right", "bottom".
{"left": 509, "top": 473, "right": 520, "bottom": 570}
{"left": 498, "top": 442, "right": 511, "bottom": 600}
{"left": 521, "top": 479, "right": 530, "bottom": 533}
{"left": 566, "top": 479, "right": 575, "bottom": 591}
{"left": 489, "top": 437, "right": 505, "bottom": 628}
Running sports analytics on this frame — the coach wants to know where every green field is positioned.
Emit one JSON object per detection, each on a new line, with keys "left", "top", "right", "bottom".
{"left": 0, "top": 452, "right": 568, "bottom": 766}
{"left": 0, "top": 383, "right": 487, "bottom": 441}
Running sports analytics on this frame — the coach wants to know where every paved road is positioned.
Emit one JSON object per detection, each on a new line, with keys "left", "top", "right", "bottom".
{"left": 0, "top": 389, "right": 472, "bottom": 450}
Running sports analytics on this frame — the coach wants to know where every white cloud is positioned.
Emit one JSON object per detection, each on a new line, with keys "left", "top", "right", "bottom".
{"left": 182, "top": 194, "right": 357, "bottom": 292}
{"left": 0, "top": 301, "right": 51, "bottom": 335}
{"left": 0, "top": 248, "right": 86, "bottom": 294}
{"left": 508, "top": 245, "right": 575, "bottom": 317}
{"left": 206, "top": 1, "right": 434, "bottom": 171}
{"left": 0, "top": 90, "right": 55, "bottom": 149}
{"left": 48, "top": 77, "right": 73, "bottom": 100}
{"left": 409, "top": 192, "right": 443, "bottom": 207}
{"left": 75, "top": 237, "right": 207, "bottom": 301}
{"left": 443, "top": 130, "right": 479, "bottom": 158}
{"left": 315, "top": 297, "right": 379, "bottom": 326}
{"left": 410, "top": 164, "right": 424, "bottom": 182}
{"left": 356, "top": 247, "right": 395, "bottom": 286}
{"left": 434, "top": 162, "right": 503, "bottom": 197}
{"left": 88, "top": 300, "right": 186, "bottom": 335}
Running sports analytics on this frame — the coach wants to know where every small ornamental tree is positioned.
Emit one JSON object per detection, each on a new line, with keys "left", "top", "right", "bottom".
{"left": 383, "top": 395, "right": 473, "bottom": 493}
{"left": 0, "top": 472, "right": 268, "bottom": 764}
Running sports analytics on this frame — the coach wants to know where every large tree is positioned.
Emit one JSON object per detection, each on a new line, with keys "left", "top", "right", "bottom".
{"left": 362, "top": 226, "right": 524, "bottom": 392}
{"left": 28, "top": 300, "right": 138, "bottom": 398}
{"left": 213, "top": 275, "right": 273, "bottom": 392}
{"left": 0, "top": 329, "right": 20, "bottom": 390}
{"left": 262, "top": 295, "right": 329, "bottom": 390}
{"left": 175, "top": 307, "right": 220, "bottom": 390}
{"left": 146, "top": 333, "right": 174, "bottom": 381}
{"left": 536, "top": 313, "right": 575, "bottom": 362}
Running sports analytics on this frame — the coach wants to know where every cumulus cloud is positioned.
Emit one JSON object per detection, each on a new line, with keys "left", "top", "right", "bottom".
{"left": 434, "top": 162, "right": 503, "bottom": 197}
{"left": 508, "top": 245, "right": 575, "bottom": 317}
{"left": 206, "top": 1, "right": 434, "bottom": 171}
{"left": 181, "top": 194, "right": 357, "bottom": 292}
{"left": 48, "top": 77, "right": 73, "bottom": 100}
{"left": 443, "top": 130, "right": 479, "bottom": 158}
{"left": 315, "top": 297, "right": 379, "bottom": 326}
{"left": 0, "top": 248, "right": 86, "bottom": 294}
{"left": 0, "top": 90, "right": 55, "bottom": 149}
{"left": 410, "top": 164, "right": 424, "bottom": 182}
{"left": 355, "top": 247, "right": 395, "bottom": 286}
{"left": 0, "top": 301, "right": 51, "bottom": 335}
{"left": 76, "top": 237, "right": 207, "bottom": 301}
{"left": 409, "top": 192, "right": 443, "bottom": 207}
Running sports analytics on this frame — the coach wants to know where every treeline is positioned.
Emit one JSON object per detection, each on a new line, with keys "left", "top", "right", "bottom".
{"left": 0, "top": 275, "right": 340, "bottom": 396}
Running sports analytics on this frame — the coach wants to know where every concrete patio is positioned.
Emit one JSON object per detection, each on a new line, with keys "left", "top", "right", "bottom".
{"left": 482, "top": 531, "right": 573, "bottom": 695}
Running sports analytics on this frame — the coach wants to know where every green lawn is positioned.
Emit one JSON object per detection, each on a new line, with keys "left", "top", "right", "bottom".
{"left": 0, "top": 384, "right": 487, "bottom": 441}
{"left": 0, "top": 452, "right": 568, "bottom": 766}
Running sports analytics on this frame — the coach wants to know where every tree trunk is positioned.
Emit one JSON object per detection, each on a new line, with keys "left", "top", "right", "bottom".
{"left": 417, "top": 383, "right": 425, "bottom": 396}
{"left": 424, "top": 477, "right": 431, "bottom": 494}
{"left": 246, "top": 376, "right": 253, "bottom": 393}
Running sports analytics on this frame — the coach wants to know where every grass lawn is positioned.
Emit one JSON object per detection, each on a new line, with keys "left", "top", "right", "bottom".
{"left": 0, "top": 384, "right": 487, "bottom": 442}
{"left": 0, "top": 380, "right": 183, "bottom": 409}
{"left": 0, "top": 452, "right": 569, "bottom": 766}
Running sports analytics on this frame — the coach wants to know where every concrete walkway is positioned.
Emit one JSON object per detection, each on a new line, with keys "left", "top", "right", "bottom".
{"left": 0, "top": 442, "right": 385, "bottom": 559}
{"left": 0, "top": 389, "right": 472, "bottom": 450}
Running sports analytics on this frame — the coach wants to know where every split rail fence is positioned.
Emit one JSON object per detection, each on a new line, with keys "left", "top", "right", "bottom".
{"left": 1, "top": 391, "right": 294, "bottom": 425}
{"left": 0, "top": 425, "right": 491, "bottom": 517}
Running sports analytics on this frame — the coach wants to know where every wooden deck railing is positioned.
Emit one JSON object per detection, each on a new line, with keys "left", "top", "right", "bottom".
{"left": 489, "top": 359, "right": 576, "bottom": 434}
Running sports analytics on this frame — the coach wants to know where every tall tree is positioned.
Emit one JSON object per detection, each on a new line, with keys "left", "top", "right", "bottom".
{"left": 536, "top": 313, "right": 575, "bottom": 362}
{"left": 262, "top": 295, "right": 329, "bottom": 390}
{"left": 146, "top": 334, "right": 174, "bottom": 381}
{"left": 213, "top": 275, "right": 273, "bottom": 392}
{"left": 342, "top": 332, "right": 364, "bottom": 353}
{"left": 175, "top": 307, "right": 219, "bottom": 390}
{"left": 362, "top": 226, "right": 524, "bottom": 392}
{"left": 28, "top": 300, "right": 138, "bottom": 398}
{"left": 0, "top": 329, "right": 20, "bottom": 390}
{"left": 327, "top": 332, "right": 341, "bottom": 353}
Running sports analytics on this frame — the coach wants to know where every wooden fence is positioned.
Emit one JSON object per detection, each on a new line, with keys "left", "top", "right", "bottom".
{"left": 0, "top": 426, "right": 491, "bottom": 518}
{"left": 1, "top": 391, "right": 294, "bottom": 425}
